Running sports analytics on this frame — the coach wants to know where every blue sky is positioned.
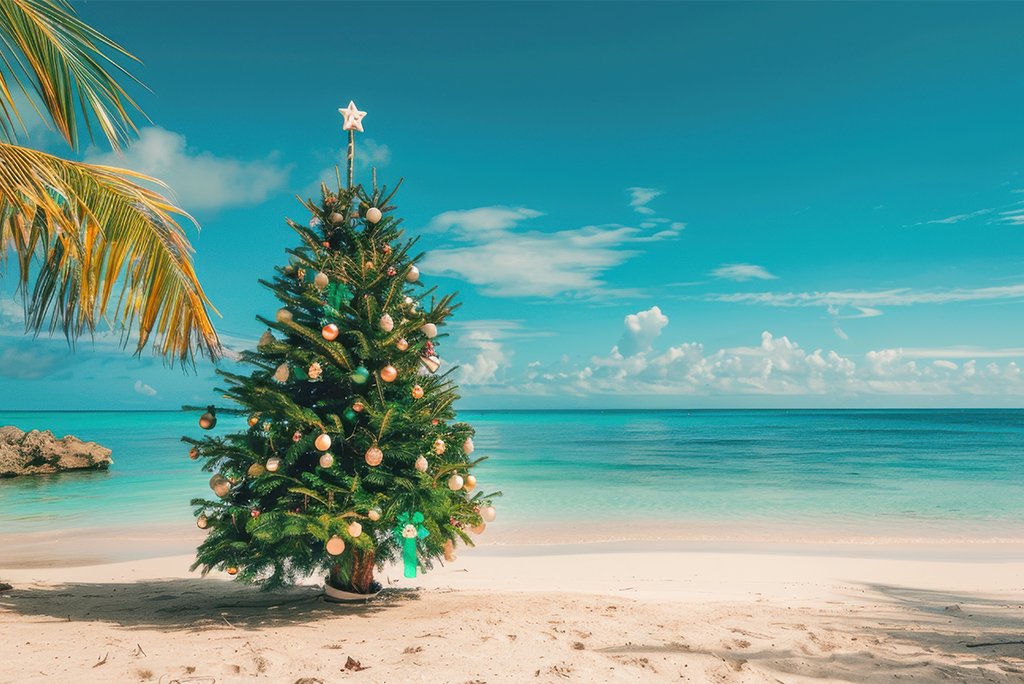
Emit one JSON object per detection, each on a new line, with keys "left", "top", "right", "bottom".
{"left": 3, "top": 1, "right": 1024, "bottom": 409}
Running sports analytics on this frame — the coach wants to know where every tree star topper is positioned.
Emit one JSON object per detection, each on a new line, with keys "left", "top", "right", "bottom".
{"left": 340, "top": 101, "right": 367, "bottom": 132}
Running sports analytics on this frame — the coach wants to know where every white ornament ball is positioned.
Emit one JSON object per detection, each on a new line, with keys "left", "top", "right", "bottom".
{"left": 421, "top": 323, "right": 437, "bottom": 338}
{"left": 448, "top": 474, "right": 464, "bottom": 491}
{"left": 326, "top": 535, "right": 345, "bottom": 555}
{"left": 415, "top": 455, "right": 429, "bottom": 472}
{"left": 319, "top": 453, "right": 334, "bottom": 468}
{"left": 365, "top": 207, "right": 382, "bottom": 223}
{"left": 266, "top": 457, "right": 281, "bottom": 472}
{"left": 463, "top": 437, "right": 474, "bottom": 455}
{"left": 315, "top": 433, "right": 332, "bottom": 451}
{"left": 481, "top": 506, "right": 497, "bottom": 522}
{"left": 421, "top": 355, "right": 441, "bottom": 373}
{"left": 406, "top": 265, "right": 420, "bottom": 283}
{"left": 276, "top": 308, "right": 292, "bottom": 323}
{"left": 314, "top": 272, "right": 329, "bottom": 288}
{"left": 368, "top": 509, "right": 381, "bottom": 521}
{"left": 380, "top": 313, "right": 394, "bottom": 332}
{"left": 348, "top": 521, "right": 363, "bottom": 537}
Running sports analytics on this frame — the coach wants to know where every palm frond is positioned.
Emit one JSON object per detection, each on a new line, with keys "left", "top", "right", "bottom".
{"left": 0, "top": 140, "right": 220, "bottom": 365}
{"left": 0, "top": 0, "right": 145, "bottom": 151}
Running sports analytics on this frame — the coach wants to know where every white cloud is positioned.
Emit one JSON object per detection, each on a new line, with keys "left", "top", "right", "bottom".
{"left": 706, "top": 283, "right": 1024, "bottom": 308}
{"left": 709, "top": 263, "right": 779, "bottom": 282}
{"left": 617, "top": 306, "right": 668, "bottom": 357}
{"left": 85, "top": 127, "right": 291, "bottom": 211}
{"left": 834, "top": 326, "right": 848, "bottom": 340}
{"left": 134, "top": 380, "right": 157, "bottom": 396}
{"left": 627, "top": 187, "right": 661, "bottom": 214}
{"left": 487, "top": 307, "right": 1024, "bottom": 398}
{"left": 420, "top": 207, "right": 675, "bottom": 299}
{"left": 900, "top": 346, "right": 1024, "bottom": 359}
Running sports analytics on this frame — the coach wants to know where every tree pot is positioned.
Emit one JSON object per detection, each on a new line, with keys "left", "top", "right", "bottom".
{"left": 323, "top": 579, "right": 382, "bottom": 603}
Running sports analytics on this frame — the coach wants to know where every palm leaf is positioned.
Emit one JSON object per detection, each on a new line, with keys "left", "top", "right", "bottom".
{"left": 0, "top": 141, "right": 220, "bottom": 364}
{"left": 0, "top": 0, "right": 145, "bottom": 151}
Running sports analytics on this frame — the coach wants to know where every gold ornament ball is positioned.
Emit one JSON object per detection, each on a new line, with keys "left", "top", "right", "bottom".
{"left": 276, "top": 308, "right": 292, "bottom": 323}
{"left": 352, "top": 401, "right": 364, "bottom": 413}
{"left": 266, "top": 457, "right": 281, "bottom": 472}
{"left": 209, "top": 474, "right": 231, "bottom": 498}
{"left": 412, "top": 385, "right": 424, "bottom": 399}
{"left": 364, "top": 260, "right": 374, "bottom": 271}
{"left": 463, "top": 437, "right": 475, "bottom": 455}
{"left": 227, "top": 567, "right": 239, "bottom": 576}
{"left": 434, "top": 438, "right": 446, "bottom": 455}
{"left": 199, "top": 411, "right": 217, "bottom": 430}
{"left": 380, "top": 365, "right": 398, "bottom": 382}
{"left": 348, "top": 521, "right": 363, "bottom": 537}
{"left": 406, "top": 265, "right": 420, "bottom": 283}
{"left": 197, "top": 516, "right": 209, "bottom": 529}
{"left": 421, "top": 323, "right": 438, "bottom": 338}
{"left": 326, "top": 535, "right": 346, "bottom": 555}
{"left": 329, "top": 211, "right": 344, "bottom": 224}
{"left": 322, "top": 323, "right": 339, "bottom": 341}
{"left": 319, "top": 452, "right": 335, "bottom": 468}
{"left": 368, "top": 509, "right": 381, "bottom": 521}
{"left": 247, "top": 414, "right": 259, "bottom": 427}
{"left": 380, "top": 313, "right": 394, "bottom": 332}
{"left": 415, "top": 455, "right": 429, "bottom": 472}
{"left": 247, "top": 463, "right": 266, "bottom": 478}
{"left": 465, "top": 474, "right": 477, "bottom": 491}
{"left": 365, "top": 207, "right": 382, "bottom": 223}
{"left": 314, "top": 433, "right": 332, "bottom": 451}
{"left": 314, "top": 271, "right": 330, "bottom": 288}
{"left": 470, "top": 522, "right": 486, "bottom": 535}
{"left": 273, "top": 363, "right": 290, "bottom": 383}
{"left": 365, "top": 446, "right": 383, "bottom": 466}
{"left": 481, "top": 506, "right": 497, "bottom": 522}
{"left": 397, "top": 338, "right": 409, "bottom": 351}
{"left": 448, "top": 474, "right": 464, "bottom": 491}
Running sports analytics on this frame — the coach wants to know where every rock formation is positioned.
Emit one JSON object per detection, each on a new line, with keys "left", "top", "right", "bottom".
{"left": 0, "top": 426, "right": 112, "bottom": 477}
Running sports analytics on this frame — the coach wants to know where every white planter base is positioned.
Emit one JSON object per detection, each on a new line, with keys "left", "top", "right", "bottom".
{"left": 323, "top": 580, "right": 382, "bottom": 603}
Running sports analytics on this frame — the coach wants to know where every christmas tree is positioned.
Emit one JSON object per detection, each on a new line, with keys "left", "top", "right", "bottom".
{"left": 184, "top": 103, "right": 498, "bottom": 594}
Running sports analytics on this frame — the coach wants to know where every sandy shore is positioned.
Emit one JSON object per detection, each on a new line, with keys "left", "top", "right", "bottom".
{"left": 2, "top": 540, "right": 1024, "bottom": 683}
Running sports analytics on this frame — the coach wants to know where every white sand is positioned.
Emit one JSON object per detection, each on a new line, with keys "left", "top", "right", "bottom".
{"left": 2, "top": 540, "right": 1024, "bottom": 683}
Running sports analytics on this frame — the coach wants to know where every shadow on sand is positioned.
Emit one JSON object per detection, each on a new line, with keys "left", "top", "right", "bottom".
{"left": 0, "top": 578, "right": 418, "bottom": 630}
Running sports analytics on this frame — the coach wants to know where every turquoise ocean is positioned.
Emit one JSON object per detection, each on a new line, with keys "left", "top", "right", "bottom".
{"left": 2, "top": 410, "right": 1023, "bottom": 558}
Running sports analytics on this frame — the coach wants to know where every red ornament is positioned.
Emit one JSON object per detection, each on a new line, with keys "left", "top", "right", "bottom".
{"left": 322, "top": 323, "right": 339, "bottom": 341}
{"left": 386, "top": 266, "right": 397, "bottom": 276}
{"left": 251, "top": 510, "right": 260, "bottom": 518}
{"left": 424, "top": 340, "right": 435, "bottom": 354}
{"left": 322, "top": 241, "right": 330, "bottom": 248}
{"left": 189, "top": 447, "right": 199, "bottom": 460}
{"left": 382, "top": 244, "right": 392, "bottom": 254}
{"left": 432, "top": 419, "right": 439, "bottom": 425}
{"left": 326, "top": 197, "right": 336, "bottom": 205}
{"left": 293, "top": 430, "right": 302, "bottom": 442}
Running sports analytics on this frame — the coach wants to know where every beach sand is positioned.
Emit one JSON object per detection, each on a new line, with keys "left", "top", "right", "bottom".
{"left": 2, "top": 539, "right": 1024, "bottom": 683}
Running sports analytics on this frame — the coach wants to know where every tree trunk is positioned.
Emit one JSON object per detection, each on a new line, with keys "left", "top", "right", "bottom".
{"left": 350, "top": 548, "right": 376, "bottom": 594}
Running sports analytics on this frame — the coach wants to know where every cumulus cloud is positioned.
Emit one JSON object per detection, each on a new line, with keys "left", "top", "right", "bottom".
{"left": 420, "top": 207, "right": 676, "bottom": 298}
{"left": 444, "top": 319, "right": 552, "bottom": 386}
{"left": 617, "top": 306, "right": 669, "bottom": 357}
{"left": 85, "top": 127, "right": 291, "bottom": 211}
{"left": 134, "top": 380, "right": 158, "bottom": 396}
{"left": 503, "top": 307, "right": 1024, "bottom": 398}
{"left": 627, "top": 187, "right": 661, "bottom": 214}
{"left": 710, "top": 263, "right": 779, "bottom": 282}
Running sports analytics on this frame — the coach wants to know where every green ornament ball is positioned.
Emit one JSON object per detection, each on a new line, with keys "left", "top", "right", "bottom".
{"left": 350, "top": 366, "right": 370, "bottom": 384}
{"left": 344, "top": 408, "right": 358, "bottom": 423}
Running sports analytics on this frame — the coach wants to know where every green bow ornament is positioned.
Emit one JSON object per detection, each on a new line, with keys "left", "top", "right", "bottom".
{"left": 394, "top": 511, "right": 430, "bottom": 578}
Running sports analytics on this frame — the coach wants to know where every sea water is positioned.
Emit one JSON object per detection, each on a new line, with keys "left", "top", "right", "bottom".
{"left": 1, "top": 410, "right": 1022, "bottom": 548}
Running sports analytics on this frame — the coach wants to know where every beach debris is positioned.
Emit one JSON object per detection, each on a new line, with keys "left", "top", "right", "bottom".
{"left": 92, "top": 653, "right": 107, "bottom": 668}
{"left": 0, "top": 426, "right": 112, "bottom": 477}
{"left": 343, "top": 656, "right": 366, "bottom": 671}
{"left": 0, "top": 582, "right": 12, "bottom": 592}
{"left": 294, "top": 679, "right": 325, "bottom": 684}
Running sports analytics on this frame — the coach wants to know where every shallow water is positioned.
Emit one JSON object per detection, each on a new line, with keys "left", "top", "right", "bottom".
{"left": 1, "top": 409, "right": 1022, "bottom": 545}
